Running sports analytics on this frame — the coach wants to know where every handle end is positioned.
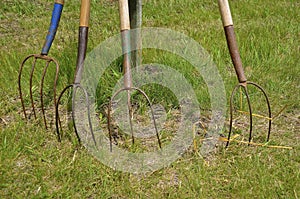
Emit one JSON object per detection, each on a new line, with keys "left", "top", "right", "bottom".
{"left": 218, "top": 0, "right": 233, "bottom": 27}
{"left": 119, "top": 0, "right": 131, "bottom": 30}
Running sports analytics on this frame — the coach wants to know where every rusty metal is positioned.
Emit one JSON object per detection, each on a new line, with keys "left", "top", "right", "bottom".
{"left": 218, "top": 0, "right": 272, "bottom": 147}
{"left": 55, "top": 0, "right": 97, "bottom": 147}
{"left": 108, "top": 0, "right": 161, "bottom": 151}
{"left": 18, "top": 0, "right": 64, "bottom": 128}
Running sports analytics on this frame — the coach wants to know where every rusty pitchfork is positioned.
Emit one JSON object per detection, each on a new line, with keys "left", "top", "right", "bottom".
{"left": 107, "top": 0, "right": 161, "bottom": 151}
{"left": 218, "top": 0, "right": 272, "bottom": 147}
{"left": 55, "top": 0, "right": 96, "bottom": 146}
{"left": 18, "top": 0, "right": 64, "bottom": 129}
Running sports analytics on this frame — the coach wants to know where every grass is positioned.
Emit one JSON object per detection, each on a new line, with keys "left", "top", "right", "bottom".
{"left": 0, "top": 0, "right": 299, "bottom": 198}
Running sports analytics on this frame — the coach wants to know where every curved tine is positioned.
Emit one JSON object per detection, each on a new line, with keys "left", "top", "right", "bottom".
{"left": 18, "top": 54, "right": 35, "bottom": 119}
{"left": 72, "top": 84, "right": 97, "bottom": 149}
{"left": 29, "top": 56, "right": 38, "bottom": 119}
{"left": 108, "top": 98, "right": 113, "bottom": 152}
{"left": 71, "top": 85, "right": 81, "bottom": 144}
{"left": 40, "top": 58, "right": 59, "bottom": 129}
{"left": 241, "top": 86, "right": 253, "bottom": 145}
{"left": 52, "top": 59, "right": 60, "bottom": 114}
{"left": 248, "top": 81, "right": 272, "bottom": 141}
{"left": 55, "top": 84, "right": 74, "bottom": 142}
{"left": 226, "top": 84, "right": 242, "bottom": 148}
{"left": 127, "top": 90, "right": 135, "bottom": 145}
{"left": 131, "top": 87, "right": 162, "bottom": 149}
{"left": 108, "top": 88, "right": 129, "bottom": 152}
{"left": 108, "top": 87, "right": 162, "bottom": 150}
{"left": 40, "top": 60, "right": 51, "bottom": 129}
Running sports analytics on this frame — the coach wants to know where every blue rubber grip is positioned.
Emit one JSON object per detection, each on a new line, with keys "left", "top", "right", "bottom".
{"left": 41, "top": 3, "right": 63, "bottom": 55}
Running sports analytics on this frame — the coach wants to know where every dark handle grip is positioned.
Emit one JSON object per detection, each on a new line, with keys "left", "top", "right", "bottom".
{"left": 224, "top": 26, "right": 247, "bottom": 83}
{"left": 218, "top": 0, "right": 247, "bottom": 83}
{"left": 74, "top": 0, "right": 91, "bottom": 84}
{"left": 129, "top": 0, "right": 142, "bottom": 29}
{"left": 41, "top": 1, "right": 64, "bottom": 55}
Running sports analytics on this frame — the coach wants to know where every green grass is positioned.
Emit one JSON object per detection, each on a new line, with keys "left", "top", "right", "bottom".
{"left": 0, "top": 0, "right": 299, "bottom": 198}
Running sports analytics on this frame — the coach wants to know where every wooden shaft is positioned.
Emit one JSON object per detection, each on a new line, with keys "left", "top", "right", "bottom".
{"left": 119, "top": 0, "right": 132, "bottom": 88}
{"left": 218, "top": 0, "right": 233, "bottom": 27}
{"left": 218, "top": 0, "right": 247, "bottom": 83}
{"left": 119, "top": 0, "right": 130, "bottom": 30}
{"left": 80, "top": 0, "right": 91, "bottom": 27}
{"left": 55, "top": 0, "right": 64, "bottom": 5}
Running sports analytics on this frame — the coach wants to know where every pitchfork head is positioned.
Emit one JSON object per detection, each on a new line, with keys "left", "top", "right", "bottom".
{"left": 18, "top": 54, "right": 59, "bottom": 129}
{"left": 107, "top": 86, "right": 162, "bottom": 152}
{"left": 55, "top": 83, "right": 97, "bottom": 149}
{"left": 226, "top": 81, "right": 272, "bottom": 147}
{"left": 18, "top": 0, "right": 64, "bottom": 129}
{"left": 55, "top": 0, "right": 97, "bottom": 148}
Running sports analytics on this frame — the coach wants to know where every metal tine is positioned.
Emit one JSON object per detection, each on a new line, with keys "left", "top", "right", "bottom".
{"left": 108, "top": 0, "right": 161, "bottom": 151}
{"left": 55, "top": 0, "right": 97, "bottom": 148}
{"left": 18, "top": 0, "right": 64, "bottom": 129}
{"left": 40, "top": 58, "right": 59, "bottom": 128}
{"left": 218, "top": 0, "right": 272, "bottom": 147}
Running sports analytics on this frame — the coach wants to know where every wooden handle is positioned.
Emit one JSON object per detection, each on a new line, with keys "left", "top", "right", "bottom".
{"left": 119, "top": 0, "right": 130, "bottom": 30}
{"left": 55, "top": 0, "right": 64, "bottom": 5}
{"left": 218, "top": 0, "right": 247, "bottom": 83}
{"left": 80, "top": 0, "right": 91, "bottom": 27}
{"left": 119, "top": 0, "right": 132, "bottom": 87}
{"left": 218, "top": 0, "right": 233, "bottom": 27}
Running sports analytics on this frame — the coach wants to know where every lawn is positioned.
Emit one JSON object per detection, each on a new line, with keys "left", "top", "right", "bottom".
{"left": 0, "top": 0, "right": 299, "bottom": 198}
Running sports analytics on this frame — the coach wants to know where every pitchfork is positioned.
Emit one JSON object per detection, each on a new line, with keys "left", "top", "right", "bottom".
{"left": 107, "top": 0, "right": 161, "bottom": 151}
{"left": 18, "top": 0, "right": 64, "bottom": 129}
{"left": 55, "top": 0, "right": 96, "bottom": 146}
{"left": 218, "top": 0, "right": 272, "bottom": 147}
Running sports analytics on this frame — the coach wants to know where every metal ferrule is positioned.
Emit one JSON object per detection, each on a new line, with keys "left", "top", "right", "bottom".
{"left": 121, "top": 30, "right": 132, "bottom": 88}
{"left": 224, "top": 25, "right": 247, "bottom": 83}
{"left": 74, "top": 26, "right": 89, "bottom": 84}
